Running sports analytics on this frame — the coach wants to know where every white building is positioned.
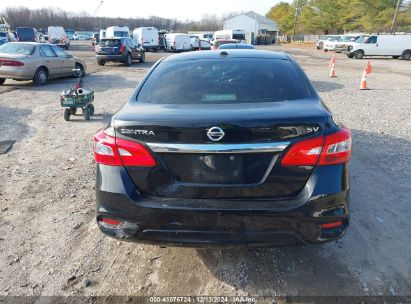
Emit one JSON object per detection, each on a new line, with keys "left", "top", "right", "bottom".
{"left": 223, "top": 11, "right": 279, "bottom": 45}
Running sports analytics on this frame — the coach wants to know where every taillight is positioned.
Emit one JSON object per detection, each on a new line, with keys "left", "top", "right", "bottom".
{"left": 119, "top": 44, "right": 126, "bottom": 53}
{"left": 321, "top": 221, "right": 343, "bottom": 229}
{"left": 318, "top": 128, "right": 351, "bottom": 165}
{"left": 281, "top": 128, "right": 351, "bottom": 167}
{"left": 0, "top": 59, "right": 24, "bottom": 66}
{"left": 99, "top": 217, "right": 123, "bottom": 229}
{"left": 93, "top": 129, "right": 156, "bottom": 167}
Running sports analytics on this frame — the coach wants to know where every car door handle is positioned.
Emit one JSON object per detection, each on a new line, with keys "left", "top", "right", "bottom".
{"left": 376, "top": 44, "right": 378, "bottom": 47}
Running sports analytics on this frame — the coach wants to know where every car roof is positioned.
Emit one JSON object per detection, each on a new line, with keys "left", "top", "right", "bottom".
{"left": 163, "top": 50, "right": 290, "bottom": 62}
{"left": 218, "top": 44, "right": 255, "bottom": 49}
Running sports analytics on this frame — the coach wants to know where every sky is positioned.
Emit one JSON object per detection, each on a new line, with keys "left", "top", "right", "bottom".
{"left": 0, "top": 0, "right": 288, "bottom": 21}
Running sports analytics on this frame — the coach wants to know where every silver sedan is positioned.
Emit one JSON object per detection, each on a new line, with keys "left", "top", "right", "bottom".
{"left": 0, "top": 42, "right": 87, "bottom": 85}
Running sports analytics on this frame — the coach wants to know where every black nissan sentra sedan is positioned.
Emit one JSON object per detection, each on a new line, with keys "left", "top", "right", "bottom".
{"left": 93, "top": 50, "right": 352, "bottom": 247}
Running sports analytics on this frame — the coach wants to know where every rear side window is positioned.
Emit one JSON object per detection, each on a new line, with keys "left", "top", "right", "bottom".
{"left": 39, "top": 45, "right": 56, "bottom": 57}
{"left": 0, "top": 43, "right": 35, "bottom": 55}
{"left": 137, "top": 58, "right": 310, "bottom": 104}
{"left": 98, "top": 39, "right": 121, "bottom": 47}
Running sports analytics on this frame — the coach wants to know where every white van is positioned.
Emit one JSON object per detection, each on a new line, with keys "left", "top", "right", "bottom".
{"left": 106, "top": 26, "right": 129, "bottom": 38}
{"left": 212, "top": 30, "right": 246, "bottom": 43}
{"left": 99, "top": 29, "right": 106, "bottom": 40}
{"left": 48, "top": 26, "right": 70, "bottom": 50}
{"left": 348, "top": 35, "right": 411, "bottom": 59}
{"left": 132, "top": 27, "right": 159, "bottom": 51}
{"left": 164, "top": 33, "right": 191, "bottom": 52}
{"left": 191, "top": 32, "right": 213, "bottom": 42}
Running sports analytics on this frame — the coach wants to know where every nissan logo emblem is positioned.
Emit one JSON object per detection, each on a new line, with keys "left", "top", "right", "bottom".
{"left": 207, "top": 127, "right": 225, "bottom": 142}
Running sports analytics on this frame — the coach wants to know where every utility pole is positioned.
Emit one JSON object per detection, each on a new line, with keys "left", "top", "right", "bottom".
{"left": 292, "top": 0, "right": 300, "bottom": 41}
{"left": 390, "top": 0, "right": 401, "bottom": 34}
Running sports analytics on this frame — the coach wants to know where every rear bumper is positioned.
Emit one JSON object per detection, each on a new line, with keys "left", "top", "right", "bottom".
{"left": 95, "top": 164, "right": 350, "bottom": 247}
{"left": 0, "top": 67, "right": 35, "bottom": 80}
{"left": 142, "top": 45, "right": 160, "bottom": 50}
{"left": 96, "top": 54, "right": 126, "bottom": 62}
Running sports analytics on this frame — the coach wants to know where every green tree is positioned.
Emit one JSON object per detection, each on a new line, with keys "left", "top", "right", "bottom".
{"left": 266, "top": 2, "right": 295, "bottom": 35}
{"left": 299, "top": 0, "right": 342, "bottom": 34}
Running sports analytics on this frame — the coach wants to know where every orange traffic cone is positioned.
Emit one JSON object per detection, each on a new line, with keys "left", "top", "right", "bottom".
{"left": 359, "top": 61, "right": 373, "bottom": 90}
{"left": 329, "top": 56, "right": 337, "bottom": 78}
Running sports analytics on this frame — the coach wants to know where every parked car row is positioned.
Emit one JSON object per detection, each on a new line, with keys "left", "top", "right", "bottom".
{"left": 316, "top": 33, "right": 411, "bottom": 60}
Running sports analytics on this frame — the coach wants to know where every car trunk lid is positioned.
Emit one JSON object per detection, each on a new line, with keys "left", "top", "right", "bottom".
{"left": 113, "top": 100, "right": 330, "bottom": 199}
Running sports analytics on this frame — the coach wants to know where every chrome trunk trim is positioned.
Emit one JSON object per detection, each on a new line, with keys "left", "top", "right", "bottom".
{"left": 146, "top": 142, "right": 290, "bottom": 154}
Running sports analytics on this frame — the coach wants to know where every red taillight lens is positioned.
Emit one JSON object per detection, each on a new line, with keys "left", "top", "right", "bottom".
{"left": 281, "top": 136, "right": 324, "bottom": 166}
{"left": 99, "top": 217, "right": 122, "bottom": 229}
{"left": 321, "top": 220, "right": 343, "bottom": 229}
{"left": 281, "top": 128, "right": 352, "bottom": 167}
{"left": 116, "top": 137, "right": 157, "bottom": 167}
{"left": 93, "top": 129, "right": 156, "bottom": 167}
{"left": 318, "top": 128, "right": 352, "bottom": 165}
{"left": 119, "top": 44, "right": 126, "bottom": 53}
{"left": 0, "top": 59, "right": 24, "bottom": 66}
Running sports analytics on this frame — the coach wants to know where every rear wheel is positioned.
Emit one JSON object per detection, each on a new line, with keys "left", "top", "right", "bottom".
{"left": 64, "top": 108, "right": 70, "bottom": 121}
{"left": 83, "top": 107, "right": 91, "bottom": 121}
{"left": 97, "top": 60, "right": 105, "bottom": 66}
{"left": 139, "top": 52, "right": 145, "bottom": 63}
{"left": 75, "top": 63, "right": 85, "bottom": 77}
{"left": 125, "top": 53, "right": 132, "bottom": 66}
{"left": 347, "top": 53, "right": 354, "bottom": 58}
{"left": 89, "top": 104, "right": 95, "bottom": 116}
{"left": 33, "top": 67, "right": 48, "bottom": 85}
{"left": 0, "top": 78, "right": 5, "bottom": 85}
{"left": 354, "top": 50, "right": 364, "bottom": 59}
{"left": 401, "top": 50, "right": 411, "bottom": 60}
{"left": 70, "top": 107, "right": 77, "bottom": 115}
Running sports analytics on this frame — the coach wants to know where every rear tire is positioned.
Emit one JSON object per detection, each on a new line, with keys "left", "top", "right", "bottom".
{"left": 354, "top": 50, "right": 364, "bottom": 59}
{"left": 75, "top": 63, "right": 85, "bottom": 77}
{"left": 33, "top": 67, "right": 48, "bottom": 85}
{"left": 70, "top": 107, "right": 77, "bottom": 115}
{"left": 97, "top": 60, "right": 105, "bottom": 66}
{"left": 64, "top": 108, "right": 70, "bottom": 121}
{"left": 139, "top": 52, "right": 145, "bottom": 63}
{"left": 401, "top": 50, "right": 411, "bottom": 60}
{"left": 83, "top": 107, "right": 91, "bottom": 121}
{"left": 89, "top": 104, "right": 95, "bottom": 116}
{"left": 392, "top": 56, "right": 400, "bottom": 59}
{"left": 0, "top": 78, "right": 5, "bottom": 85}
{"left": 347, "top": 53, "right": 354, "bottom": 58}
{"left": 125, "top": 53, "right": 132, "bottom": 66}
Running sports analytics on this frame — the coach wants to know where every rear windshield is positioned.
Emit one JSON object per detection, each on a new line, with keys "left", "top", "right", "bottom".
{"left": 233, "top": 34, "right": 245, "bottom": 40}
{"left": 136, "top": 58, "right": 309, "bottom": 104}
{"left": 98, "top": 39, "right": 121, "bottom": 47}
{"left": 0, "top": 43, "right": 35, "bottom": 55}
{"left": 114, "top": 31, "right": 129, "bottom": 37}
{"left": 17, "top": 28, "right": 35, "bottom": 39}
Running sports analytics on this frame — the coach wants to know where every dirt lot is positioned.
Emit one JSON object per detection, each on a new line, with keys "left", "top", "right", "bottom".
{"left": 0, "top": 41, "right": 410, "bottom": 301}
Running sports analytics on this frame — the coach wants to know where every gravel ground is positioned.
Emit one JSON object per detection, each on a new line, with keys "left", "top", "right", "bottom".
{"left": 0, "top": 42, "right": 410, "bottom": 300}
